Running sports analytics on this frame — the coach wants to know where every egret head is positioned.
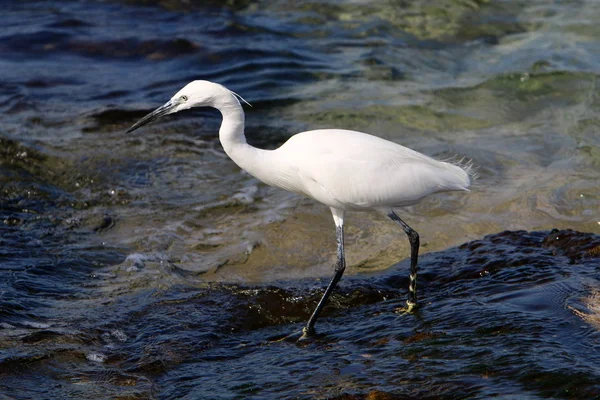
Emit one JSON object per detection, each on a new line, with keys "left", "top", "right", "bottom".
{"left": 126, "top": 80, "right": 246, "bottom": 133}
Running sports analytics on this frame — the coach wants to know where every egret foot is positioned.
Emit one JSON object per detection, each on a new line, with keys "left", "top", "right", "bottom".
{"left": 268, "top": 330, "right": 304, "bottom": 343}
{"left": 299, "top": 326, "right": 316, "bottom": 341}
{"left": 395, "top": 300, "right": 418, "bottom": 314}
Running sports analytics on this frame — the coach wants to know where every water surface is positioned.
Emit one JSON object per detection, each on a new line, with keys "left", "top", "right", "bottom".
{"left": 1, "top": 0, "right": 599, "bottom": 398}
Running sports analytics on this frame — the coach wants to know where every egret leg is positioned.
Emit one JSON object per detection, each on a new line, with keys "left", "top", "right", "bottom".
{"left": 388, "top": 211, "right": 420, "bottom": 311}
{"left": 301, "top": 223, "right": 345, "bottom": 338}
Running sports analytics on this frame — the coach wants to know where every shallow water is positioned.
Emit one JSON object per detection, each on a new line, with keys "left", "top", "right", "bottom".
{"left": 1, "top": 0, "right": 600, "bottom": 398}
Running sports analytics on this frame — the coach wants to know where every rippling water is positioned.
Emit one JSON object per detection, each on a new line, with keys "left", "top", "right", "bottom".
{"left": 1, "top": 0, "right": 599, "bottom": 398}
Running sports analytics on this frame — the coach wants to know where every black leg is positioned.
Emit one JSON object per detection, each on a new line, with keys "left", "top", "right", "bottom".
{"left": 302, "top": 224, "right": 345, "bottom": 338}
{"left": 388, "top": 211, "right": 420, "bottom": 310}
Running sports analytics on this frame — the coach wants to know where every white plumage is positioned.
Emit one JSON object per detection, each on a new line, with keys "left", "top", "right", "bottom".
{"left": 262, "top": 129, "right": 470, "bottom": 210}
{"left": 127, "top": 80, "right": 472, "bottom": 338}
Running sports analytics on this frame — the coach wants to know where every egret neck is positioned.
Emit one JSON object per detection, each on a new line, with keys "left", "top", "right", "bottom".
{"left": 213, "top": 88, "right": 283, "bottom": 190}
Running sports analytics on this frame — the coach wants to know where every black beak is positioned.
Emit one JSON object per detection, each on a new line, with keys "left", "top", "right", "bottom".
{"left": 126, "top": 100, "right": 177, "bottom": 133}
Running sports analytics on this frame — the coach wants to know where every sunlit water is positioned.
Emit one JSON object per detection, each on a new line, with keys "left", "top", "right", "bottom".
{"left": 1, "top": 0, "right": 599, "bottom": 398}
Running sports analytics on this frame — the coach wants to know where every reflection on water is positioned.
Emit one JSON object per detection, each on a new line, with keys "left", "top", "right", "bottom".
{"left": 1, "top": 0, "right": 599, "bottom": 398}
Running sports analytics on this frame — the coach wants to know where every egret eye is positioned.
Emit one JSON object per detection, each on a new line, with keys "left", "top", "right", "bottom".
{"left": 180, "top": 95, "right": 188, "bottom": 101}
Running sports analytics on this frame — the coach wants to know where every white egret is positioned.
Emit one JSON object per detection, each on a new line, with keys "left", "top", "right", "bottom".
{"left": 127, "top": 80, "right": 472, "bottom": 338}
